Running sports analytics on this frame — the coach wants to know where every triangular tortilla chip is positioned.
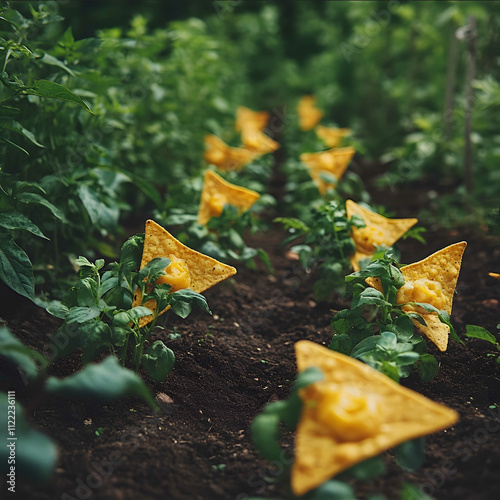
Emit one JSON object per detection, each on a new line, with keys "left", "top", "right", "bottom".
{"left": 346, "top": 200, "right": 418, "bottom": 271}
{"left": 197, "top": 170, "right": 260, "bottom": 225}
{"left": 367, "top": 242, "right": 467, "bottom": 351}
{"left": 132, "top": 220, "right": 236, "bottom": 327}
{"left": 204, "top": 135, "right": 259, "bottom": 172}
{"left": 292, "top": 340, "right": 458, "bottom": 496}
{"left": 241, "top": 129, "right": 280, "bottom": 154}
{"left": 489, "top": 272, "right": 500, "bottom": 281}
{"left": 300, "top": 147, "right": 355, "bottom": 195}
{"left": 315, "top": 125, "right": 352, "bottom": 148}
{"left": 235, "top": 106, "right": 269, "bottom": 132}
{"left": 298, "top": 96, "right": 323, "bottom": 131}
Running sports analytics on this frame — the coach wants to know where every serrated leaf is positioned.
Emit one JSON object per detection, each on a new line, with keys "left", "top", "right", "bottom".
{"left": 45, "top": 356, "right": 157, "bottom": 409}
{"left": 27, "top": 80, "right": 92, "bottom": 113}
{"left": 142, "top": 340, "right": 175, "bottom": 382}
{"left": 0, "top": 236, "right": 35, "bottom": 300}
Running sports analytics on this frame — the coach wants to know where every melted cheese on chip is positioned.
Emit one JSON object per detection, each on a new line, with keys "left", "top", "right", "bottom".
{"left": 155, "top": 254, "right": 191, "bottom": 292}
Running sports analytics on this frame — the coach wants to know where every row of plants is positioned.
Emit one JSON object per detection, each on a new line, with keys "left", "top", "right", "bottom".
{"left": 1, "top": 3, "right": 499, "bottom": 498}
{"left": 247, "top": 96, "right": 498, "bottom": 499}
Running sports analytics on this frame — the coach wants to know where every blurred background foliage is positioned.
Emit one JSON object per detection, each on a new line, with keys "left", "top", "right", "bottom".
{"left": 1, "top": 0, "right": 499, "bottom": 297}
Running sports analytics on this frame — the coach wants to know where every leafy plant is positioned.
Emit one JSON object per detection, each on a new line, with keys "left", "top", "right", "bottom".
{"left": 47, "top": 233, "right": 210, "bottom": 381}
{"left": 275, "top": 201, "right": 364, "bottom": 300}
{"left": 166, "top": 202, "right": 273, "bottom": 272}
{"left": 0, "top": 323, "right": 158, "bottom": 484}
{"left": 329, "top": 251, "right": 458, "bottom": 383}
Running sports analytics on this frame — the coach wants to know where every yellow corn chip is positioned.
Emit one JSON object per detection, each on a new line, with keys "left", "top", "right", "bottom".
{"left": 235, "top": 106, "right": 270, "bottom": 132}
{"left": 315, "top": 125, "right": 352, "bottom": 148}
{"left": 489, "top": 272, "right": 500, "bottom": 281}
{"left": 241, "top": 129, "right": 280, "bottom": 154}
{"left": 300, "top": 147, "right": 355, "bottom": 195}
{"left": 204, "top": 135, "right": 259, "bottom": 172}
{"left": 367, "top": 242, "right": 467, "bottom": 352}
{"left": 132, "top": 220, "right": 236, "bottom": 327}
{"left": 346, "top": 200, "right": 418, "bottom": 271}
{"left": 298, "top": 96, "right": 323, "bottom": 131}
{"left": 197, "top": 170, "right": 260, "bottom": 225}
{"left": 292, "top": 340, "right": 458, "bottom": 496}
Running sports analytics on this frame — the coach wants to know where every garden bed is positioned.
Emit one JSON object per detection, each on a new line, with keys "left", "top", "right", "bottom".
{"left": 3, "top": 173, "right": 500, "bottom": 500}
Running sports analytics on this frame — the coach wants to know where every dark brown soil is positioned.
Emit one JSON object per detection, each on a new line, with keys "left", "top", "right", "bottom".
{"left": 2, "top": 165, "right": 500, "bottom": 500}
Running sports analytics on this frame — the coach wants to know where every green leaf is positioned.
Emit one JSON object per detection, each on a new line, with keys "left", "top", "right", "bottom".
{"left": 40, "top": 53, "right": 75, "bottom": 76}
{"left": 15, "top": 192, "right": 64, "bottom": 220}
{"left": 113, "top": 306, "right": 153, "bottom": 327}
{"left": 46, "top": 302, "right": 69, "bottom": 319}
{"left": 352, "top": 287, "right": 392, "bottom": 309}
{"left": 0, "top": 393, "right": 57, "bottom": 482}
{"left": 395, "top": 438, "right": 425, "bottom": 472}
{"left": 417, "top": 353, "right": 439, "bottom": 383}
{"left": 142, "top": 340, "right": 175, "bottom": 382}
{"left": 401, "top": 482, "right": 435, "bottom": 500}
{"left": 46, "top": 356, "right": 157, "bottom": 409}
{"left": 0, "top": 211, "right": 48, "bottom": 239}
{"left": 0, "top": 326, "right": 42, "bottom": 379}
{"left": 329, "top": 333, "right": 354, "bottom": 355}
{"left": 65, "top": 306, "right": 100, "bottom": 324}
{"left": 250, "top": 412, "right": 282, "bottom": 462}
{"left": 77, "top": 185, "right": 119, "bottom": 231}
{"left": 464, "top": 325, "right": 499, "bottom": 348}
{"left": 120, "top": 233, "right": 144, "bottom": 276}
{"left": 170, "top": 288, "right": 211, "bottom": 319}
{"left": 27, "top": 80, "right": 92, "bottom": 113}
{"left": 0, "top": 136, "right": 29, "bottom": 155}
{"left": 80, "top": 321, "right": 110, "bottom": 365}
{"left": 307, "top": 480, "right": 358, "bottom": 500}
{"left": 11, "top": 121, "right": 44, "bottom": 148}
{"left": 0, "top": 236, "right": 35, "bottom": 300}
{"left": 346, "top": 456, "right": 386, "bottom": 480}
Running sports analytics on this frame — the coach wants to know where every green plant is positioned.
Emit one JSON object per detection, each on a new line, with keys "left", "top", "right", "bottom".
{"left": 165, "top": 202, "right": 273, "bottom": 272}
{"left": 275, "top": 201, "right": 364, "bottom": 300}
{"left": 47, "top": 233, "right": 210, "bottom": 381}
{"left": 0, "top": 323, "right": 158, "bottom": 484}
{"left": 329, "top": 251, "right": 460, "bottom": 383}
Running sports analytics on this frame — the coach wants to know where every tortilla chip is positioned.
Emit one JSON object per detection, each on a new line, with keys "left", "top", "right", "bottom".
{"left": 367, "top": 242, "right": 467, "bottom": 351}
{"left": 300, "top": 147, "right": 355, "bottom": 195}
{"left": 292, "top": 340, "right": 458, "bottom": 496}
{"left": 298, "top": 96, "right": 323, "bottom": 131}
{"left": 235, "top": 106, "right": 269, "bottom": 132}
{"left": 132, "top": 220, "right": 237, "bottom": 327}
{"left": 204, "top": 135, "right": 259, "bottom": 172}
{"left": 197, "top": 170, "right": 260, "bottom": 225}
{"left": 241, "top": 129, "right": 280, "bottom": 154}
{"left": 315, "top": 125, "right": 352, "bottom": 148}
{"left": 489, "top": 272, "right": 500, "bottom": 281}
{"left": 346, "top": 200, "right": 418, "bottom": 271}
